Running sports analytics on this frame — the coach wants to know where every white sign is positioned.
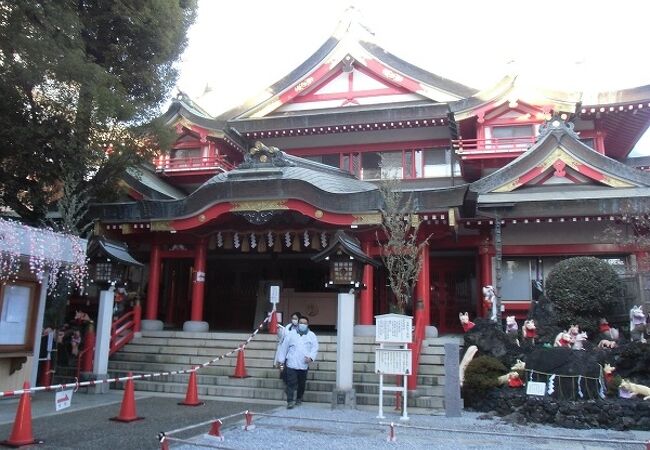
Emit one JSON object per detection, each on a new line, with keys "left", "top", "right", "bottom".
{"left": 55, "top": 389, "right": 74, "bottom": 411}
{"left": 526, "top": 381, "right": 546, "bottom": 396}
{"left": 375, "top": 314, "right": 412, "bottom": 343}
{"left": 375, "top": 348, "right": 412, "bottom": 375}
{"left": 269, "top": 285, "right": 280, "bottom": 304}
{"left": 195, "top": 271, "right": 205, "bottom": 282}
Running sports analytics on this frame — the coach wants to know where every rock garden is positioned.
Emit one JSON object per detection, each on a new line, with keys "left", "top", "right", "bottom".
{"left": 460, "top": 257, "right": 650, "bottom": 430}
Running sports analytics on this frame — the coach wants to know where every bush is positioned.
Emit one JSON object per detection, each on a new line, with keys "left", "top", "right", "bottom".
{"left": 545, "top": 257, "right": 622, "bottom": 334}
{"left": 462, "top": 355, "right": 506, "bottom": 406}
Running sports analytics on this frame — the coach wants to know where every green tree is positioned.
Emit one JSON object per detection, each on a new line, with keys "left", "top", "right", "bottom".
{"left": 0, "top": 0, "right": 196, "bottom": 232}
{"left": 545, "top": 257, "right": 622, "bottom": 333}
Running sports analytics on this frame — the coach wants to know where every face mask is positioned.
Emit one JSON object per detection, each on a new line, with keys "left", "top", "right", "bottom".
{"left": 298, "top": 323, "right": 308, "bottom": 333}
{"left": 291, "top": 319, "right": 299, "bottom": 326}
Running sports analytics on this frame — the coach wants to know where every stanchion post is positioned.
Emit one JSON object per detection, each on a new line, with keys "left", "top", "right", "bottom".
{"left": 243, "top": 410, "right": 255, "bottom": 431}
{"left": 387, "top": 422, "right": 396, "bottom": 442}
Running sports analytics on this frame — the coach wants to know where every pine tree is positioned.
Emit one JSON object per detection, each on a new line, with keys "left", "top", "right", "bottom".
{"left": 0, "top": 0, "right": 197, "bottom": 232}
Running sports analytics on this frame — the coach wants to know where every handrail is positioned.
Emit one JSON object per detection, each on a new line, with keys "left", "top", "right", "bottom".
{"left": 110, "top": 302, "right": 141, "bottom": 355}
{"left": 154, "top": 154, "right": 234, "bottom": 172}
{"left": 452, "top": 136, "right": 536, "bottom": 153}
{"left": 112, "top": 310, "right": 134, "bottom": 333}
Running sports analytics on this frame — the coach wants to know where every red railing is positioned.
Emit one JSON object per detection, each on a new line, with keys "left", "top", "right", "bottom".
{"left": 110, "top": 302, "right": 142, "bottom": 354}
{"left": 75, "top": 302, "right": 141, "bottom": 378}
{"left": 154, "top": 155, "right": 234, "bottom": 173}
{"left": 452, "top": 136, "right": 536, "bottom": 159}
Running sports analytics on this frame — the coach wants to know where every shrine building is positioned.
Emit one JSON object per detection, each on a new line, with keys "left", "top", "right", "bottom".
{"left": 92, "top": 14, "right": 650, "bottom": 335}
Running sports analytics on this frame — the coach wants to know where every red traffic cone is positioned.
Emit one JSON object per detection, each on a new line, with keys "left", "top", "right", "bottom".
{"left": 1, "top": 382, "right": 41, "bottom": 447}
{"left": 208, "top": 419, "right": 224, "bottom": 441}
{"left": 268, "top": 310, "right": 278, "bottom": 335}
{"left": 178, "top": 371, "right": 203, "bottom": 406}
{"left": 110, "top": 372, "right": 143, "bottom": 422}
{"left": 230, "top": 347, "right": 249, "bottom": 378}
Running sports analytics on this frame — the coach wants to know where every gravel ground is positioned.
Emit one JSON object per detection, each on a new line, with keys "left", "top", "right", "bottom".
{"left": 173, "top": 404, "right": 650, "bottom": 450}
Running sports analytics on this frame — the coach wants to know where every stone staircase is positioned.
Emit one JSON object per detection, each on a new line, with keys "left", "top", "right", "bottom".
{"left": 108, "top": 331, "right": 460, "bottom": 409}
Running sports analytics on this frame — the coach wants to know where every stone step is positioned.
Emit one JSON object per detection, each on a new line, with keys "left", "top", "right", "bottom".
{"left": 120, "top": 378, "right": 442, "bottom": 407}
{"left": 108, "top": 360, "right": 443, "bottom": 385}
{"left": 110, "top": 369, "right": 444, "bottom": 397}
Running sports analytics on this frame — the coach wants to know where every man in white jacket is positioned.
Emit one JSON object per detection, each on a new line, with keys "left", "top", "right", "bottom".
{"left": 276, "top": 316, "right": 318, "bottom": 408}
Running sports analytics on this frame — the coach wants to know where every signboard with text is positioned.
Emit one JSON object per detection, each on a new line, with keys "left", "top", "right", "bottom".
{"left": 375, "top": 348, "right": 412, "bottom": 375}
{"left": 375, "top": 314, "right": 412, "bottom": 343}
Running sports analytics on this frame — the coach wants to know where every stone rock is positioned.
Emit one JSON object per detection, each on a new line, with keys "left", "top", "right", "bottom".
{"left": 463, "top": 319, "right": 525, "bottom": 367}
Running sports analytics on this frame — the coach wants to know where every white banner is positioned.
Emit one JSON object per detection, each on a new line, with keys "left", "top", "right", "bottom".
{"left": 55, "top": 389, "right": 73, "bottom": 411}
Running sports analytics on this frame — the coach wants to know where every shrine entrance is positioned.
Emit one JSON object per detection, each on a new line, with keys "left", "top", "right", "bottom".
{"left": 203, "top": 254, "right": 329, "bottom": 331}
{"left": 430, "top": 254, "right": 477, "bottom": 333}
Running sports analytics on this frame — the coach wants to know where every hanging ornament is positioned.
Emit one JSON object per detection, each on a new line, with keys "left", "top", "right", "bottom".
{"left": 320, "top": 232, "right": 328, "bottom": 248}
{"left": 267, "top": 231, "right": 274, "bottom": 247}
{"left": 250, "top": 233, "right": 257, "bottom": 248}
{"left": 217, "top": 232, "right": 223, "bottom": 247}
{"left": 285, "top": 232, "right": 292, "bottom": 248}
{"left": 234, "top": 232, "right": 240, "bottom": 248}
{"left": 577, "top": 375, "right": 584, "bottom": 399}
{"left": 303, "top": 230, "right": 310, "bottom": 247}
{"left": 547, "top": 374, "right": 556, "bottom": 395}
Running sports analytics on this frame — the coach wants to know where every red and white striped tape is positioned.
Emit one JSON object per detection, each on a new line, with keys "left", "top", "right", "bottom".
{"left": 0, "top": 314, "right": 272, "bottom": 398}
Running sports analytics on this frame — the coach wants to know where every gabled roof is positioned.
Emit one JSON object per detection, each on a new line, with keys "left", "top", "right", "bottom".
{"left": 471, "top": 118, "right": 650, "bottom": 196}
{"left": 451, "top": 75, "right": 581, "bottom": 122}
{"left": 215, "top": 8, "right": 476, "bottom": 121}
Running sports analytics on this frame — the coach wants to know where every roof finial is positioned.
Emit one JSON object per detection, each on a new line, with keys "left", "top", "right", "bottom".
{"left": 333, "top": 6, "right": 374, "bottom": 41}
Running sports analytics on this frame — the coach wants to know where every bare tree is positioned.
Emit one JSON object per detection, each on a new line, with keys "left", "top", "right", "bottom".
{"left": 378, "top": 177, "right": 430, "bottom": 313}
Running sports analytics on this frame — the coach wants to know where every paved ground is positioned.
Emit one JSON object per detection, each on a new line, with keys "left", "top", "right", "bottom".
{"left": 2, "top": 391, "right": 649, "bottom": 449}
{"left": 0, "top": 390, "right": 276, "bottom": 449}
{"left": 176, "top": 404, "right": 650, "bottom": 450}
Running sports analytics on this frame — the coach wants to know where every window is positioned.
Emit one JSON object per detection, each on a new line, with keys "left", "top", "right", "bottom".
{"left": 500, "top": 259, "right": 532, "bottom": 301}
{"left": 491, "top": 125, "right": 535, "bottom": 139}
{"left": 418, "top": 149, "right": 460, "bottom": 178}
{"left": 0, "top": 282, "right": 37, "bottom": 351}
{"left": 360, "top": 151, "right": 404, "bottom": 180}
{"left": 172, "top": 148, "right": 201, "bottom": 160}
{"left": 488, "top": 125, "right": 535, "bottom": 149}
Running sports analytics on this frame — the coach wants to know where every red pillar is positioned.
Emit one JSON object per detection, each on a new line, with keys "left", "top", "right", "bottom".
{"left": 479, "top": 242, "right": 493, "bottom": 318}
{"left": 146, "top": 241, "right": 162, "bottom": 321}
{"left": 415, "top": 242, "right": 430, "bottom": 327}
{"left": 359, "top": 241, "right": 374, "bottom": 325}
{"left": 190, "top": 237, "right": 207, "bottom": 322}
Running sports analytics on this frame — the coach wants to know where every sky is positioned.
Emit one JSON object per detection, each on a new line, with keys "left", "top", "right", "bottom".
{"left": 175, "top": 0, "right": 650, "bottom": 155}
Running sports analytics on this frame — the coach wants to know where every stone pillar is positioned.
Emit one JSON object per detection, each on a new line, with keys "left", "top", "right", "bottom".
{"left": 444, "top": 342, "right": 462, "bottom": 417}
{"left": 332, "top": 293, "right": 356, "bottom": 408}
{"left": 184, "top": 237, "right": 208, "bottom": 332}
{"left": 142, "top": 240, "right": 163, "bottom": 331}
{"left": 359, "top": 241, "right": 374, "bottom": 325}
{"left": 415, "top": 242, "right": 430, "bottom": 327}
{"left": 91, "top": 289, "right": 114, "bottom": 393}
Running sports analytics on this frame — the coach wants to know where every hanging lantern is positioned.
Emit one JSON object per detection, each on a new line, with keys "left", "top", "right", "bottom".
{"left": 311, "top": 230, "right": 379, "bottom": 291}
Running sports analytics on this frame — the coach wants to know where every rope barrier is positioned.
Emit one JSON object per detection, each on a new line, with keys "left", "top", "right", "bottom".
{"left": 375, "top": 422, "right": 648, "bottom": 446}
{"left": 159, "top": 410, "right": 648, "bottom": 447}
{"left": 164, "top": 411, "right": 247, "bottom": 436}
{"left": 0, "top": 314, "right": 272, "bottom": 398}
